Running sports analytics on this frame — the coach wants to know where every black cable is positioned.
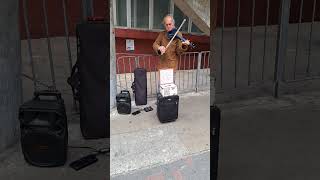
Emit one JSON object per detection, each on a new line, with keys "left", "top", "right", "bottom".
{"left": 68, "top": 146, "right": 99, "bottom": 152}
{"left": 92, "top": 148, "right": 110, "bottom": 156}
{"left": 68, "top": 146, "right": 110, "bottom": 156}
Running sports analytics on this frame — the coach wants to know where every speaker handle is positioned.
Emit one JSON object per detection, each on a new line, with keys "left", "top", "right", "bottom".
{"left": 34, "top": 90, "right": 62, "bottom": 100}
{"left": 120, "top": 90, "right": 130, "bottom": 94}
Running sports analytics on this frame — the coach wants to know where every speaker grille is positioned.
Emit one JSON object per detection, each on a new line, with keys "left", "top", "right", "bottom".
{"left": 19, "top": 94, "right": 68, "bottom": 167}
{"left": 21, "top": 130, "right": 67, "bottom": 167}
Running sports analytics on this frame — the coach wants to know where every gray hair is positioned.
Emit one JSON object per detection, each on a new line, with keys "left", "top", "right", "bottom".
{"left": 162, "top": 14, "right": 175, "bottom": 25}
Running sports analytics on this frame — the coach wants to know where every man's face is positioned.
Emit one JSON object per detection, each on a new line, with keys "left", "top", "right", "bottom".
{"left": 164, "top": 17, "right": 175, "bottom": 32}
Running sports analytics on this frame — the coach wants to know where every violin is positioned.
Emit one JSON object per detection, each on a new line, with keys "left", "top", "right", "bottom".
{"left": 167, "top": 28, "right": 195, "bottom": 49}
{"left": 158, "top": 19, "right": 193, "bottom": 55}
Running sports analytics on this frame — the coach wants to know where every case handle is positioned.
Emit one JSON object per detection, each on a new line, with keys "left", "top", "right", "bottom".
{"left": 33, "top": 90, "right": 62, "bottom": 100}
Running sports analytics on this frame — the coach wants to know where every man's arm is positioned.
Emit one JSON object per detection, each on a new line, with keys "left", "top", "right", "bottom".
{"left": 176, "top": 32, "right": 188, "bottom": 55}
{"left": 153, "top": 32, "right": 163, "bottom": 55}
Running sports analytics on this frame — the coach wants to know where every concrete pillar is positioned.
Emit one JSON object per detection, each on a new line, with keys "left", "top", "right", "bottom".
{"left": 110, "top": 0, "right": 117, "bottom": 109}
{"left": 0, "top": 0, "right": 22, "bottom": 152}
{"left": 210, "top": 0, "right": 217, "bottom": 106}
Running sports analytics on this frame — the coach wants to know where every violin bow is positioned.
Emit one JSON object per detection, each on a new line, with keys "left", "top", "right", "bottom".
{"left": 165, "top": 19, "right": 187, "bottom": 50}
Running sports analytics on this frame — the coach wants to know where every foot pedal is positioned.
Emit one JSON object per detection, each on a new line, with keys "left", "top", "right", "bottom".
{"left": 69, "top": 154, "right": 98, "bottom": 171}
{"left": 132, "top": 110, "right": 141, "bottom": 115}
{"left": 144, "top": 106, "right": 153, "bottom": 112}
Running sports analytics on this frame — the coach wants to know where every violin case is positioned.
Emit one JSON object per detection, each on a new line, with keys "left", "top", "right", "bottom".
{"left": 76, "top": 19, "right": 109, "bottom": 139}
{"left": 131, "top": 68, "right": 147, "bottom": 105}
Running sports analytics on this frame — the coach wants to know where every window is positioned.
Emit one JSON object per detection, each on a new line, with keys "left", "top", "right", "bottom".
{"left": 114, "top": 0, "right": 204, "bottom": 34}
{"left": 173, "top": 5, "right": 188, "bottom": 32}
{"left": 153, "top": 0, "right": 170, "bottom": 29}
{"left": 192, "top": 23, "right": 202, "bottom": 33}
{"left": 116, "top": 0, "right": 127, "bottom": 26}
{"left": 131, "top": 0, "right": 149, "bottom": 28}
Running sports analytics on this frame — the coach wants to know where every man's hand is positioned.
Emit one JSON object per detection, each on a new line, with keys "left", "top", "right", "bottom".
{"left": 182, "top": 40, "right": 190, "bottom": 46}
{"left": 158, "top": 46, "right": 166, "bottom": 55}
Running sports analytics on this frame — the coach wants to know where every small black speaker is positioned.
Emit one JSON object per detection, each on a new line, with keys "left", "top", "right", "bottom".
{"left": 19, "top": 90, "right": 68, "bottom": 167}
{"left": 116, "top": 90, "right": 131, "bottom": 114}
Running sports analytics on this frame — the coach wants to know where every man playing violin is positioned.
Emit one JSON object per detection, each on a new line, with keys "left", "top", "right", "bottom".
{"left": 153, "top": 15, "right": 190, "bottom": 71}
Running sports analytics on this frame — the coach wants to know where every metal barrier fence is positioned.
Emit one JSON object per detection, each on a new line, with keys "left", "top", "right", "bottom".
{"left": 214, "top": 0, "right": 320, "bottom": 99}
{"left": 21, "top": 0, "right": 96, "bottom": 89}
{"left": 116, "top": 51, "right": 210, "bottom": 98}
{"left": 20, "top": 0, "right": 105, "bottom": 110}
{"left": 280, "top": 0, "right": 320, "bottom": 83}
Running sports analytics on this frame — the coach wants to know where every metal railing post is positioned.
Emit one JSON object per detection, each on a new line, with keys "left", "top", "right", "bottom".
{"left": 22, "top": 0, "right": 37, "bottom": 91}
{"left": 110, "top": 0, "right": 117, "bottom": 109}
{"left": 134, "top": 56, "right": 139, "bottom": 69}
{"left": 195, "top": 52, "right": 202, "bottom": 92}
{"left": 42, "top": 0, "right": 56, "bottom": 90}
{"left": 274, "top": 0, "right": 291, "bottom": 98}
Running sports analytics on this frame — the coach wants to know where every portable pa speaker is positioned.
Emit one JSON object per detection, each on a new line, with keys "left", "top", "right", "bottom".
{"left": 116, "top": 90, "right": 131, "bottom": 114}
{"left": 76, "top": 21, "right": 109, "bottom": 139}
{"left": 157, "top": 93, "right": 179, "bottom": 123}
{"left": 19, "top": 90, "right": 68, "bottom": 167}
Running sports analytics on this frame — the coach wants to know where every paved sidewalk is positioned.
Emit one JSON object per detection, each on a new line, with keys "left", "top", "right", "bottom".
{"left": 110, "top": 91, "right": 211, "bottom": 178}
{"left": 1, "top": 90, "right": 319, "bottom": 179}
{"left": 113, "top": 151, "right": 210, "bottom": 180}
{"left": 217, "top": 91, "right": 320, "bottom": 180}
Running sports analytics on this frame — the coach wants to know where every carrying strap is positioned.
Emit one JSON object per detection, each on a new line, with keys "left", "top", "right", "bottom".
{"left": 67, "top": 25, "right": 81, "bottom": 101}
{"left": 67, "top": 60, "right": 80, "bottom": 101}
{"left": 131, "top": 81, "right": 135, "bottom": 94}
